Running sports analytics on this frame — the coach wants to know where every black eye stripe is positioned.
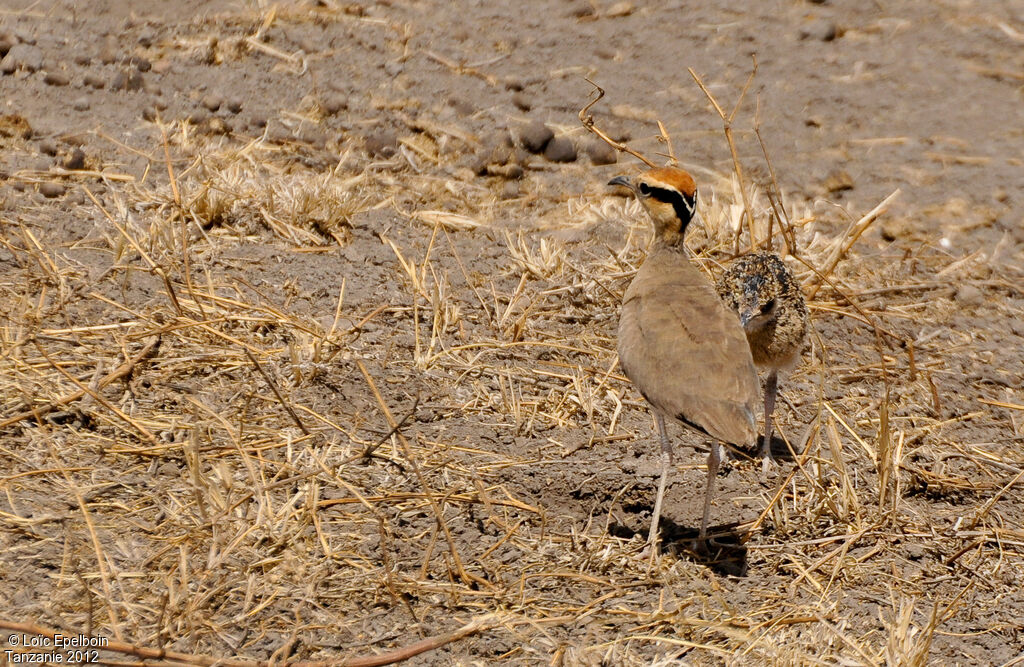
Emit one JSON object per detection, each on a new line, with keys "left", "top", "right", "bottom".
{"left": 644, "top": 185, "right": 696, "bottom": 222}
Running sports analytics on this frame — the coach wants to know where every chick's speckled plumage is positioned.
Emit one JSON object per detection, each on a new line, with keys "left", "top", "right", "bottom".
{"left": 716, "top": 252, "right": 808, "bottom": 371}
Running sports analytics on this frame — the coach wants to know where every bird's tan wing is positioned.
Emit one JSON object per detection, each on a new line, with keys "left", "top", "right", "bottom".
{"left": 617, "top": 251, "right": 759, "bottom": 446}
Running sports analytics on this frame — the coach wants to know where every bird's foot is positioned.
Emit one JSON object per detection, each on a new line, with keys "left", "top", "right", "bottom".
{"left": 640, "top": 540, "right": 662, "bottom": 571}
{"left": 691, "top": 535, "right": 712, "bottom": 556}
{"left": 761, "top": 452, "right": 776, "bottom": 477}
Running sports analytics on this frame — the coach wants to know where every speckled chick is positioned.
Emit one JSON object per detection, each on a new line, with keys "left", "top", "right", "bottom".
{"left": 717, "top": 252, "right": 808, "bottom": 468}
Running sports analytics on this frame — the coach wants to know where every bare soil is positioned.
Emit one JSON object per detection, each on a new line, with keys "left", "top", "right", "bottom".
{"left": 1, "top": 1, "right": 1023, "bottom": 665}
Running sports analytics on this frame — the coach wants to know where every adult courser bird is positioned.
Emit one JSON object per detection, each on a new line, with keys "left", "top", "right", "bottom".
{"left": 610, "top": 167, "right": 760, "bottom": 550}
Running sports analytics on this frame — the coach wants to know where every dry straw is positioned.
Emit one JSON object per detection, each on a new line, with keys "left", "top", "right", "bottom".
{"left": 0, "top": 28, "right": 1020, "bottom": 664}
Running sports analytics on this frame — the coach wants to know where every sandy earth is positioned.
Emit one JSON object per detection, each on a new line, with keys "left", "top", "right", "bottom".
{"left": 1, "top": 0, "right": 1023, "bottom": 664}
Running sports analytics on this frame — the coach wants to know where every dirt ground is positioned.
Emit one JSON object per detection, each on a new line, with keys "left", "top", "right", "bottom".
{"left": 1, "top": 0, "right": 1023, "bottom": 664}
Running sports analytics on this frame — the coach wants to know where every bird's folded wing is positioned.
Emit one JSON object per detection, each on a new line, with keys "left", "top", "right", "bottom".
{"left": 618, "top": 258, "right": 759, "bottom": 446}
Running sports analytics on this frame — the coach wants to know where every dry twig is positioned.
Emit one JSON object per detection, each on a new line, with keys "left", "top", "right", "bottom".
{"left": 579, "top": 79, "right": 658, "bottom": 168}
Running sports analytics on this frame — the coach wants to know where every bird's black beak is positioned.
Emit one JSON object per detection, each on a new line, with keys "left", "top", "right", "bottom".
{"left": 739, "top": 309, "right": 759, "bottom": 331}
{"left": 607, "top": 175, "right": 632, "bottom": 189}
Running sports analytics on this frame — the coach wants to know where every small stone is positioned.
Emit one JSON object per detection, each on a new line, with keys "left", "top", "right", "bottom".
{"left": 606, "top": 1, "right": 634, "bottom": 17}
{"left": 0, "top": 32, "right": 18, "bottom": 57}
{"left": 364, "top": 131, "right": 398, "bottom": 157}
{"left": 157, "top": 461, "right": 180, "bottom": 476}
{"left": 543, "top": 135, "right": 577, "bottom": 163}
{"left": 321, "top": 93, "right": 347, "bottom": 115}
{"left": 879, "top": 221, "right": 898, "bottom": 242}
{"left": 134, "top": 56, "right": 151, "bottom": 72}
{"left": 187, "top": 109, "right": 211, "bottom": 125}
{"left": 200, "top": 94, "right": 222, "bottom": 111}
{"left": 954, "top": 284, "right": 984, "bottom": 308}
{"left": 43, "top": 71, "right": 70, "bottom": 86}
{"left": 199, "top": 38, "right": 217, "bottom": 65}
{"left": 473, "top": 132, "right": 516, "bottom": 171}
{"left": 511, "top": 92, "right": 531, "bottom": 111}
{"left": 265, "top": 122, "right": 292, "bottom": 144}
{"left": 38, "top": 139, "right": 58, "bottom": 156}
{"left": 297, "top": 125, "right": 327, "bottom": 149}
{"left": 151, "top": 58, "right": 172, "bottom": 74}
{"left": 206, "top": 117, "right": 231, "bottom": 134}
{"left": 383, "top": 61, "right": 403, "bottom": 76}
{"left": 73, "top": 53, "right": 90, "bottom": 66}
{"left": 1009, "top": 318, "right": 1024, "bottom": 338}
{"left": 584, "top": 139, "right": 616, "bottom": 165}
{"left": 488, "top": 163, "right": 524, "bottom": 180}
{"left": 518, "top": 120, "right": 553, "bottom": 153}
{"left": 567, "top": 1, "right": 596, "bottom": 18}
{"left": 500, "top": 181, "right": 520, "bottom": 200}
{"left": 225, "top": 97, "right": 243, "bottom": 114}
{"left": 110, "top": 70, "right": 127, "bottom": 90}
{"left": 447, "top": 96, "right": 474, "bottom": 116}
{"left": 84, "top": 73, "right": 105, "bottom": 88}
{"left": 63, "top": 148, "right": 86, "bottom": 170}
{"left": 39, "top": 182, "right": 65, "bottom": 198}
{"left": 468, "top": 155, "right": 488, "bottom": 176}
{"left": 71, "top": 97, "right": 90, "bottom": 112}
{"left": 125, "top": 70, "right": 145, "bottom": 91}
{"left": 800, "top": 19, "right": 838, "bottom": 42}
{"left": 141, "top": 100, "right": 167, "bottom": 122}
{"left": 99, "top": 36, "right": 118, "bottom": 64}
{"left": 822, "top": 168, "right": 853, "bottom": 194}
{"left": 504, "top": 76, "right": 525, "bottom": 91}
{"left": 137, "top": 30, "right": 156, "bottom": 48}
{"left": 1, "top": 43, "right": 43, "bottom": 72}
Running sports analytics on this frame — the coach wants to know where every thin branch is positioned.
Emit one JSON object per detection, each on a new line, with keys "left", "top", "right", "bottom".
{"left": 805, "top": 188, "right": 901, "bottom": 299}
{"left": 358, "top": 393, "right": 421, "bottom": 462}
{"left": 245, "top": 348, "right": 310, "bottom": 435}
{"left": 1, "top": 336, "right": 160, "bottom": 428}
{"left": 32, "top": 339, "right": 160, "bottom": 445}
{"left": 688, "top": 57, "right": 759, "bottom": 253}
{"left": 730, "top": 57, "right": 760, "bottom": 122}
{"left": 656, "top": 120, "right": 678, "bottom": 166}
{"left": 579, "top": 79, "right": 658, "bottom": 168}
{"left": 0, "top": 615, "right": 500, "bottom": 667}
{"left": 355, "top": 359, "right": 489, "bottom": 589}
{"left": 754, "top": 93, "right": 796, "bottom": 255}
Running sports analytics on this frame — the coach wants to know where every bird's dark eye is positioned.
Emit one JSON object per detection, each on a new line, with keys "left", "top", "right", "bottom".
{"left": 638, "top": 182, "right": 651, "bottom": 195}
{"left": 760, "top": 298, "right": 776, "bottom": 314}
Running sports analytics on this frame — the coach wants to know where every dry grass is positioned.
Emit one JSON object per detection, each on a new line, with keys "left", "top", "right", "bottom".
{"left": 2, "top": 57, "right": 1023, "bottom": 667}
